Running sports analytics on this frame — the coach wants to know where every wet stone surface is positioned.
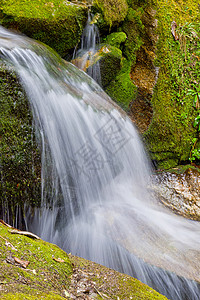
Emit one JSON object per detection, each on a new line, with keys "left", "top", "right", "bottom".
{"left": 152, "top": 167, "right": 200, "bottom": 221}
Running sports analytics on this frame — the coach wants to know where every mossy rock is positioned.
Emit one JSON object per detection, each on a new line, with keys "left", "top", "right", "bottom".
{"left": 104, "top": 31, "right": 127, "bottom": 48}
{"left": 0, "top": 222, "right": 168, "bottom": 299}
{"left": 100, "top": 33, "right": 127, "bottom": 88}
{"left": 105, "top": 58, "right": 137, "bottom": 110}
{"left": 0, "top": 222, "right": 72, "bottom": 299}
{"left": 144, "top": 70, "right": 196, "bottom": 169}
{"left": 0, "top": 0, "right": 88, "bottom": 57}
{"left": 122, "top": 7, "right": 144, "bottom": 63}
{"left": 93, "top": 0, "right": 128, "bottom": 27}
{"left": 144, "top": 0, "right": 200, "bottom": 169}
{"left": 98, "top": 44, "right": 123, "bottom": 87}
{"left": 0, "top": 62, "right": 41, "bottom": 226}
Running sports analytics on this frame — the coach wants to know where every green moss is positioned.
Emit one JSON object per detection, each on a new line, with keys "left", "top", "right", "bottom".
{"left": 105, "top": 32, "right": 127, "bottom": 48}
{"left": 163, "top": 164, "right": 199, "bottom": 175}
{"left": 105, "top": 58, "right": 137, "bottom": 110}
{"left": 1, "top": 292, "right": 66, "bottom": 300}
{"left": 93, "top": 0, "right": 128, "bottom": 27}
{"left": 0, "top": 0, "right": 87, "bottom": 57}
{"left": 0, "top": 223, "right": 72, "bottom": 298}
{"left": 98, "top": 44, "right": 123, "bottom": 87}
{"left": 144, "top": 0, "right": 200, "bottom": 169}
{"left": 0, "top": 223, "right": 167, "bottom": 299}
{"left": 0, "top": 62, "right": 41, "bottom": 223}
{"left": 122, "top": 8, "right": 144, "bottom": 62}
{"left": 69, "top": 255, "right": 168, "bottom": 300}
{"left": 1, "top": 0, "right": 82, "bottom": 19}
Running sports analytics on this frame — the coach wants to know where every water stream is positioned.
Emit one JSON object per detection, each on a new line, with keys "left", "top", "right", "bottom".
{"left": 1, "top": 26, "right": 200, "bottom": 299}
{"left": 73, "top": 12, "right": 101, "bottom": 85}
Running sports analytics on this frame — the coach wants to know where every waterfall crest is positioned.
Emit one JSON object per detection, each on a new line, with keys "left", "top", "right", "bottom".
{"left": 1, "top": 26, "right": 200, "bottom": 299}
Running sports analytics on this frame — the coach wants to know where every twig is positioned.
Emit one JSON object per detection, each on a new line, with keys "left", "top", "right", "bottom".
{"left": 94, "top": 286, "right": 111, "bottom": 299}
{"left": 0, "top": 219, "right": 15, "bottom": 229}
{"left": 0, "top": 234, "right": 17, "bottom": 250}
{"left": 10, "top": 230, "right": 40, "bottom": 240}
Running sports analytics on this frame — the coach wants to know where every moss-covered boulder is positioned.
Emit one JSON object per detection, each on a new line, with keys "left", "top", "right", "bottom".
{"left": 93, "top": 0, "right": 128, "bottom": 27}
{"left": 0, "top": 62, "right": 41, "bottom": 226}
{"left": 105, "top": 58, "right": 137, "bottom": 110}
{"left": 98, "top": 44, "right": 123, "bottom": 87}
{"left": 97, "top": 5, "right": 149, "bottom": 111}
{"left": 0, "top": 222, "right": 168, "bottom": 299}
{"left": 122, "top": 7, "right": 144, "bottom": 63}
{"left": 144, "top": 0, "right": 200, "bottom": 169}
{"left": 0, "top": 0, "right": 88, "bottom": 57}
{"left": 104, "top": 31, "right": 127, "bottom": 48}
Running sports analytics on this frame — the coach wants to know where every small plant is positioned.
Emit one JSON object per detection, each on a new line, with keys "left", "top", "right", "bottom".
{"left": 176, "top": 22, "right": 199, "bottom": 57}
{"left": 189, "top": 84, "right": 200, "bottom": 162}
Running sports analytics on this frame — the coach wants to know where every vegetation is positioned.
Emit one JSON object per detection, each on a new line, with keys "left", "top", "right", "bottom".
{"left": 97, "top": 5, "right": 146, "bottom": 110}
{"left": 93, "top": 0, "right": 128, "bottom": 27}
{"left": 0, "top": 63, "right": 41, "bottom": 225}
{"left": 0, "top": 0, "right": 87, "bottom": 57}
{"left": 98, "top": 44, "right": 123, "bottom": 87}
{"left": 0, "top": 223, "right": 168, "bottom": 299}
{"left": 105, "top": 58, "right": 137, "bottom": 110}
{"left": 144, "top": 0, "right": 200, "bottom": 169}
{"left": 105, "top": 32, "right": 127, "bottom": 48}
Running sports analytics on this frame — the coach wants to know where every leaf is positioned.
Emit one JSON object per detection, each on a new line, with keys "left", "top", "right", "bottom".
{"left": 14, "top": 257, "right": 30, "bottom": 268}
{"left": 195, "top": 94, "right": 200, "bottom": 109}
{"left": 193, "top": 115, "right": 200, "bottom": 127}
{"left": 192, "top": 138, "right": 198, "bottom": 143}
{"left": 64, "top": 290, "right": 70, "bottom": 297}
{"left": 53, "top": 257, "right": 65, "bottom": 263}
{"left": 187, "top": 89, "right": 195, "bottom": 94}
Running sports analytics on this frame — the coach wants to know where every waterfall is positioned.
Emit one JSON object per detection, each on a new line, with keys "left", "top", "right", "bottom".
{"left": 73, "top": 12, "right": 102, "bottom": 85}
{"left": 1, "top": 26, "right": 200, "bottom": 300}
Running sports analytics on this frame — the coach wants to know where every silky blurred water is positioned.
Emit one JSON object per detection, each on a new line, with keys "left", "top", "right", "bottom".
{"left": 1, "top": 25, "right": 200, "bottom": 299}
{"left": 73, "top": 12, "right": 102, "bottom": 85}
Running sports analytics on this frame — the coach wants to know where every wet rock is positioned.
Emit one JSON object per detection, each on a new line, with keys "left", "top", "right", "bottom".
{"left": 152, "top": 167, "right": 200, "bottom": 220}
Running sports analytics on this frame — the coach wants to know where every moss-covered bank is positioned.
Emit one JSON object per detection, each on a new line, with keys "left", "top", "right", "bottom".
{"left": 0, "top": 0, "right": 87, "bottom": 57}
{"left": 1, "top": 0, "right": 199, "bottom": 168}
{"left": 92, "top": 1, "right": 157, "bottom": 110}
{"left": 0, "top": 62, "right": 41, "bottom": 226}
{"left": 144, "top": 0, "right": 200, "bottom": 169}
{"left": 93, "top": 0, "right": 200, "bottom": 169}
{"left": 0, "top": 222, "right": 168, "bottom": 299}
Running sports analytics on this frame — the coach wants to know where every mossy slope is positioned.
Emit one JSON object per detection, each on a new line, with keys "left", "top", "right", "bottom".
{"left": 0, "top": 222, "right": 72, "bottom": 299}
{"left": 0, "top": 222, "right": 168, "bottom": 299}
{"left": 0, "top": 0, "right": 87, "bottom": 57}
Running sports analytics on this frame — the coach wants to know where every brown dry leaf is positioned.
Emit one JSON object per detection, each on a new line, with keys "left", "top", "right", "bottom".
{"left": 196, "top": 95, "right": 200, "bottom": 110}
{"left": 14, "top": 257, "right": 30, "bottom": 268}
{"left": 10, "top": 230, "right": 40, "bottom": 240}
{"left": 53, "top": 257, "right": 65, "bottom": 263}
{"left": 171, "top": 20, "right": 179, "bottom": 41}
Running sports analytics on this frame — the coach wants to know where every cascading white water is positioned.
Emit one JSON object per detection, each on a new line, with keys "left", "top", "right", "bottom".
{"left": 1, "top": 26, "right": 200, "bottom": 300}
{"left": 73, "top": 12, "right": 102, "bottom": 85}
